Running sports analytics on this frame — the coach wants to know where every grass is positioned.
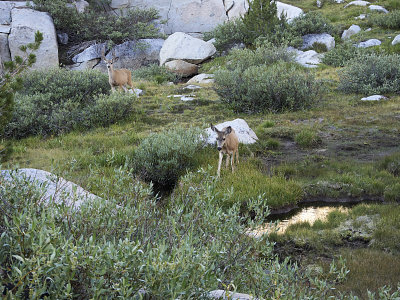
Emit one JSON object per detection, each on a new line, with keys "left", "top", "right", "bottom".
{"left": 1, "top": 0, "right": 400, "bottom": 296}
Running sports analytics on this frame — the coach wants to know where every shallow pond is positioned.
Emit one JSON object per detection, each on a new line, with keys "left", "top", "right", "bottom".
{"left": 247, "top": 204, "right": 350, "bottom": 237}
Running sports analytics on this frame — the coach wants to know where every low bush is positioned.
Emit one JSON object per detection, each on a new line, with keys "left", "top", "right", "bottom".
{"left": 5, "top": 69, "right": 137, "bottom": 138}
{"left": 322, "top": 42, "right": 371, "bottom": 67}
{"left": 32, "top": 0, "right": 160, "bottom": 44}
{"left": 295, "top": 128, "right": 322, "bottom": 148}
{"left": 132, "top": 64, "right": 180, "bottom": 84}
{"left": 290, "top": 11, "right": 337, "bottom": 37}
{"left": 369, "top": 10, "right": 400, "bottom": 29}
{"left": 378, "top": 152, "right": 400, "bottom": 176}
{"left": 338, "top": 53, "right": 400, "bottom": 94}
{"left": 0, "top": 167, "right": 352, "bottom": 298}
{"left": 215, "top": 58, "right": 320, "bottom": 113}
{"left": 132, "top": 127, "right": 205, "bottom": 190}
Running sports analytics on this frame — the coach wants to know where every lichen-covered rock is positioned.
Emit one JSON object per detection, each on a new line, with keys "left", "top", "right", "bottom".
{"left": 8, "top": 7, "right": 59, "bottom": 70}
{"left": 357, "top": 39, "right": 381, "bottom": 48}
{"left": 0, "top": 169, "right": 100, "bottom": 209}
{"left": 160, "top": 32, "right": 216, "bottom": 66}
{"left": 164, "top": 59, "right": 198, "bottom": 77}
{"left": 302, "top": 33, "right": 335, "bottom": 51}
{"left": 341, "top": 24, "right": 361, "bottom": 40}
{"left": 205, "top": 119, "right": 258, "bottom": 145}
{"left": 392, "top": 34, "right": 400, "bottom": 46}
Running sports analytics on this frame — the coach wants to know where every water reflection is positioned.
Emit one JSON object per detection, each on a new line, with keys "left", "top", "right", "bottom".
{"left": 248, "top": 206, "right": 349, "bottom": 238}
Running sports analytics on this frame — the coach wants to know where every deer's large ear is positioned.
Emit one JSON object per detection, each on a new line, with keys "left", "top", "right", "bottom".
{"left": 225, "top": 126, "right": 232, "bottom": 134}
{"left": 210, "top": 123, "right": 218, "bottom": 133}
{"left": 101, "top": 48, "right": 106, "bottom": 61}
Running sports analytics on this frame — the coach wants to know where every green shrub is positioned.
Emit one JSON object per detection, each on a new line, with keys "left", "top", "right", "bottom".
{"left": 369, "top": 10, "right": 400, "bottom": 29}
{"left": 290, "top": 11, "right": 337, "bottom": 36}
{"left": 215, "top": 60, "right": 320, "bottom": 113}
{"left": 5, "top": 69, "right": 137, "bottom": 138}
{"left": 338, "top": 53, "right": 400, "bottom": 95}
{"left": 295, "top": 129, "right": 322, "bottom": 148}
{"left": 32, "top": 0, "right": 160, "bottom": 44}
{"left": 322, "top": 42, "right": 371, "bottom": 67}
{"left": 203, "top": 18, "right": 247, "bottom": 52}
{"left": 204, "top": 0, "right": 301, "bottom": 50}
{"left": 311, "top": 42, "right": 328, "bottom": 53}
{"left": 378, "top": 153, "right": 400, "bottom": 176}
{"left": 133, "top": 127, "right": 205, "bottom": 190}
{"left": 0, "top": 167, "right": 351, "bottom": 298}
{"left": 132, "top": 64, "right": 180, "bottom": 84}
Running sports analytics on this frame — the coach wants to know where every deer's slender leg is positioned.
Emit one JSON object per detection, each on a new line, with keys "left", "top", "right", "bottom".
{"left": 225, "top": 154, "right": 230, "bottom": 168}
{"left": 111, "top": 86, "right": 116, "bottom": 92}
{"left": 236, "top": 150, "right": 239, "bottom": 165}
{"left": 121, "top": 85, "right": 128, "bottom": 92}
{"left": 217, "top": 151, "right": 223, "bottom": 177}
{"left": 231, "top": 152, "right": 235, "bottom": 173}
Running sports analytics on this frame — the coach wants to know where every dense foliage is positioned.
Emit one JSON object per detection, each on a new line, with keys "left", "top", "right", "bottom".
{"left": 4, "top": 69, "right": 137, "bottom": 138}
{"left": 32, "top": 0, "right": 160, "bottom": 44}
{"left": 214, "top": 45, "right": 320, "bottom": 113}
{"left": 289, "top": 11, "right": 337, "bottom": 37}
{"left": 369, "top": 10, "right": 400, "bottom": 29}
{"left": 0, "top": 167, "right": 353, "bottom": 298}
{"left": 132, "top": 64, "right": 180, "bottom": 84}
{"left": 338, "top": 53, "right": 400, "bottom": 95}
{"left": 133, "top": 127, "right": 205, "bottom": 190}
{"left": 322, "top": 42, "right": 371, "bottom": 67}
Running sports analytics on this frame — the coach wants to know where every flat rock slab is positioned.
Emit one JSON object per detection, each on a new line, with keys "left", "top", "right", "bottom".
{"left": 287, "top": 47, "right": 323, "bottom": 68}
{"left": 357, "top": 39, "right": 381, "bottom": 48}
{"left": 208, "top": 290, "right": 257, "bottom": 300}
{"left": 187, "top": 73, "right": 215, "bottom": 84}
{"left": 361, "top": 95, "right": 387, "bottom": 101}
{"left": 344, "top": 0, "right": 370, "bottom": 8}
{"left": 369, "top": 5, "right": 388, "bottom": 13}
{"left": 205, "top": 119, "right": 258, "bottom": 145}
{"left": 1, "top": 168, "right": 100, "bottom": 209}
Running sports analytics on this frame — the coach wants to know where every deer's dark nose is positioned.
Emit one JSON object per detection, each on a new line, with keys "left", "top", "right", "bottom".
{"left": 217, "top": 147, "right": 222, "bottom": 151}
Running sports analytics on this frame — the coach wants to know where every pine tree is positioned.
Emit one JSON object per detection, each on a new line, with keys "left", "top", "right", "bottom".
{"left": 241, "top": 0, "right": 282, "bottom": 45}
{"left": 0, "top": 31, "right": 42, "bottom": 155}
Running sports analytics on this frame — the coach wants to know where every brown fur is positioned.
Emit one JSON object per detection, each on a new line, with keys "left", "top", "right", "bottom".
{"left": 210, "top": 124, "right": 239, "bottom": 177}
{"left": 101, "top": 49, "right": 133, "bottom": 92}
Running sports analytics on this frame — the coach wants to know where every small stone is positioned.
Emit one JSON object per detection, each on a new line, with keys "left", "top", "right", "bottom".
{"left": 316, "top": 0, "right": 323, "bottom": 8}
{"left": 369, "top": 5, "right": 388, "bottom": 13}
{"left": 181, "top": 96, "right": 195, "bottom": 101}
{"left": 360, "top": 95, "right": 387, "bottom": 101}
{"left": 355, "top": 14, "right": 366, "bottom": 20}
{"left": 57, "top": 32, "right": 69, "bottom": 45}
{"left": 185, "top": 84, "right": 202, "bottom": 90}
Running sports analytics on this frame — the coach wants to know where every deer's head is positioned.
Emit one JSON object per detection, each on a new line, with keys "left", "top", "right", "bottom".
{"left": 211, "top": 124, "right": 232, "bottom": 151}
{"left": 101, "top": 49, "right": 118, "bottom": 70}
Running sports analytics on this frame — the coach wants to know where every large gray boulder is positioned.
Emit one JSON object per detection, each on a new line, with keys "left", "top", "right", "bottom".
{"left": 287, "top": 47, "right": 323, "bottom": 68}
{"left": 344, "top": 0, "right": 370, "bottom": 8}
{"left": 205, "top": 119, "right": 258, "bottom": 145}
{"left": 95, "top": 38, "right": 165, "bottom": 71}
{"left": 276, "top": 1, "right": 304, "bottom": 22}
{"left": 165, "top": 59, "right": 198, "bottom": 77}
{"left": 0, "top": 169, "right": 100, "bottom": 209}
{"left": 302, "top": 33, "right": 335, "bottom": 51}
{"left": 160, "top": 32, "right": 216, "bottom": 66}
{"left": 72, "top": 42, "right": 106, "bottom": 63}
{"left": 341, "top": 24, "right": 361, "bottom": 40}
{"left": 0, "top": 1, "right": 27, "bottom": 25}
{"left": 8, "top": 7, "right": 59, "bottom": 70}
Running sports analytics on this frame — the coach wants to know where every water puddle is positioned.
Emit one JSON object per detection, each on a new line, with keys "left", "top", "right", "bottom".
{"left": 247, "top": 205, "right": 349, "bottom": 238}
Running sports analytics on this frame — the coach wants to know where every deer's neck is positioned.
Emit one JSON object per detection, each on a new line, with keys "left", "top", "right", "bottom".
{"left": 107, "top": 66, "right": 115, "bottom": 81}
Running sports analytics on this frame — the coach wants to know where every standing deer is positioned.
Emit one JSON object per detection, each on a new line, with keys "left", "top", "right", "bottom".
{"left": 101, "top": 49, "right": 133, "bottom": 92}
{"left": 210, "top": 123, "right": 239, "bottom": 177}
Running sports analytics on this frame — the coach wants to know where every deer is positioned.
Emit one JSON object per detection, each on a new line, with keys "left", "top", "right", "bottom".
{"left": 101, "top": 48, "right": 133, "bottom": 92}
{"left": 210, "top": 123, "right": 239, "bottom": 177}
